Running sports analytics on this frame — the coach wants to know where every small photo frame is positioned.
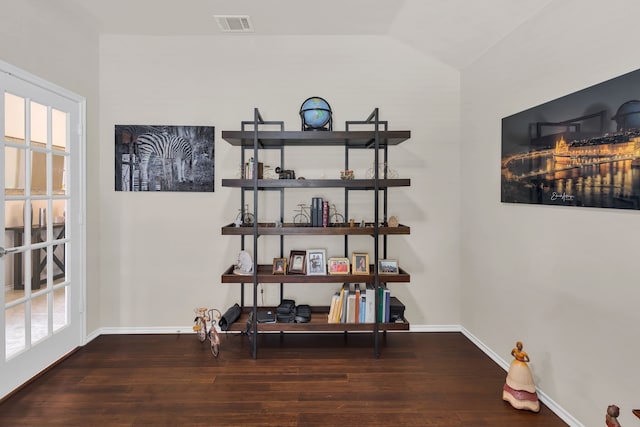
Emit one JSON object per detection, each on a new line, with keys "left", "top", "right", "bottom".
{"left": 378, "top": 259, "right": 399, "bottom": 274}
{"left": 327, "top": 257, "right": 350, "bottom": 275}
{"left": 288, "top": 250, "right": 306, "bottom": 274}
{"left": 352, "top": 252, "right": 370, "bottom": 275}
{"left": 306, "top": 249, "right": 327, "bottom": 275}
{"left": 272, "top": 258, "right": 287, "bottom": 275}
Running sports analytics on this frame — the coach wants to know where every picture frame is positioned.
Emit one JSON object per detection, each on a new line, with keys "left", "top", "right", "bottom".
{"left": 378, "top": 259, "right": 399, "bottom": 275}
{"left": 288, "top": 250, "right": 306, "bottom": 274}
{"left": 272, "top": 258, "right": 287, "bottom": 275}
{"left": 327, "top": 257, "right": 350, "bottom": 275}
{"left": 352, "top": 252, "right": 370, "bottom": 275}
{"left": 305, "top": 249, "right": 327, "bottom": 275}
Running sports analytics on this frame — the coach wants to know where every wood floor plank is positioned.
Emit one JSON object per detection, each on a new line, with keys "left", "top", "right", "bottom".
{"left": 0, "top": 332, "right": 568, "bottom": 426}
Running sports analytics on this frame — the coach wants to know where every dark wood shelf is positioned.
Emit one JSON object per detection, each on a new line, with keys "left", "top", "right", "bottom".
{"left": 222, "top": 178, "right": 410, "bottom": 189}
{"left": 221, "top": 265, "right": 411, "bottom": 284}
{"left": 633, "top": 409, "right": 640, "bottom": 419}
{"left": 221, "top": 112, "right": 411, "bottom": 357}
{"left": 222, "top": 130, "right": 410, "bottom": 147}
{"left": 225, "top": 307, "right": 410, "bottom": 332}
{"left": 221, "top": 222, "right": 410, "bottom": 236}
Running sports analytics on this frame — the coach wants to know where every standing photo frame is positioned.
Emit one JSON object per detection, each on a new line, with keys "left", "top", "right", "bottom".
{"left": 306, "top": 249, "right": 327, "bottom": 275}
{"left": 273, "top": 258, "right": 287, "bottom": 275}
{"left": 378, "top": 259, "right": 399, "bottom": 274}
{"left": 327, "top": 257, "right": 350, "bottom": 275}
{"left": 352, "top": 252, "right": 370, "bottom": 275}
{"left": 288, "top": 250, "right": 306, "bottom": 274}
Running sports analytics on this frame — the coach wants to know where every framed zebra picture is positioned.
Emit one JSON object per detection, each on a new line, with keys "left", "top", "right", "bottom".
{"left": 114, "top": 125, "right": 215, "bottom": 192}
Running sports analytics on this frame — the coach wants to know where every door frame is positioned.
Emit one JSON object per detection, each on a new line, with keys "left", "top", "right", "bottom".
{"left": 0, "top": 59, "right": 86, "bottom": 398}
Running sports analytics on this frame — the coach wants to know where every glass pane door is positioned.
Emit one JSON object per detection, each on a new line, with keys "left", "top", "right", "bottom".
{"left": 0, "top": 64, "right": 83, "bottom": 399}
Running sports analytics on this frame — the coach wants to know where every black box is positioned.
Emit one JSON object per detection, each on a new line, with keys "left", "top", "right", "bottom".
{"left": 389, "top": 297, "right": 405, "bottom": 322}
{"left": 257, "top": 310, "right": 276, "bottom": 323}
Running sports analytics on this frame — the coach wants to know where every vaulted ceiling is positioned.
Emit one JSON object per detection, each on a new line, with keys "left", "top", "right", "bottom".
{"left": 60, "top": 0, "right": 554, "bottom": 70}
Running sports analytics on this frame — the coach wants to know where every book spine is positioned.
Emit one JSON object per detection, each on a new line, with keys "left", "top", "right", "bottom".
{"left": 384, "top": 289, "right": 391, "bottom": 323}
{"left": 378, "top": 286, "right": 384, "bottom": 323}
{"left": 341, "top": 287, "right": 350, "bottom": 323}
{"left": 316, "top": 197, "right": 323, "bottom": 227}
{"left": 365, "top": 284, "right": 375, "bottom": 323}
{"left": 354, "top": 284, "right": 360, "bottom": 324}
{"left": 322, "top": 201, "right": 329, "bottom": 227}
{"left": 311, "top": 197, "right": 320, "bottom": 227}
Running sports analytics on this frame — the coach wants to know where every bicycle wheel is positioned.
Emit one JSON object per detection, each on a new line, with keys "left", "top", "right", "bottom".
{"left": 210, "top": 328, "right": 221, "bottom": 357}
{"left": 242, "top": 212, "right": 254, "bottom": 225}
{"left": 194, "top": 318, "right": 206, "bottom": 343}
{"left": 330, "top": 213, "right": 345, "bottom": 226}
{"left": 293, "top": 213, "right": 309, "bottom": 226}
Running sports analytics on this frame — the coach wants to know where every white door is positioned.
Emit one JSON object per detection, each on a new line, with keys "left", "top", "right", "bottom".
{"left": 0, "top": 63, "right": 85, "bottom": 399}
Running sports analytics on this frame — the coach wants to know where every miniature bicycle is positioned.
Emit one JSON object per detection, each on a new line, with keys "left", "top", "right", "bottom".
{"left": 292, "top": 203, "right": 345, "bottom": 226}
{"left": 193, "top": 307, "right": 221, "bottom": 357}
{"left": 235, "top": 203, "right": 254, "bottom": 226}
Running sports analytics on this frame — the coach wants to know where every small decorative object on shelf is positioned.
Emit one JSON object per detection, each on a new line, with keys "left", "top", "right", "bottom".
{"left": 288, "top": 250, "right": 306, "bottom": 274}
{"left": 306, "top": 249, "right": 327, "bottom": 275}
{"left": 502, "top": 341, "right": 540, "bottom": 412}
{"left": 235, "top": 203, "right": 254, "bottom": 227}
{"left": 262, "top": 164, "right": 278, "bottom": 179}
{"left": 272, "top": 258, "right": 287, "bottom": 275}
{"left": 340, "top": 169, "right": 354, "bottom": 180}
{"left": 388, "top": 215, "right": 399, "bottom": 227}
{"left": 378, "top": 259, "right": 399, "bottom": 274}
{"left": 244, "top": 157, "right": 263, "bottom": 179}
{"left": 299, "top": 96, "right": 332, "bottom": 131}
{"left": 275, "top": 166, "right": 296, "bottom": 179}
{"left": 352, "top": 252, "right": 370, "bottom": 275}
{"left": 606, "top": 405, "right": 622, "bottom": 427}
{"left": 366, "top": 162, "right": 399, "bottom": 179}
{"left": 233, "top": 250, "right": 253, "bottom": 275}
{"left": 328, "top": 257, "right": 350, "bottom": 274}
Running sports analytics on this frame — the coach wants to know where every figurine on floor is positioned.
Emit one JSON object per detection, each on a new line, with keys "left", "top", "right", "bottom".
{"left": 606, "top": 405, "right": 621, "bottom": 427}
{"left": 502, "top": 341, "right": 540, "bottom": 412}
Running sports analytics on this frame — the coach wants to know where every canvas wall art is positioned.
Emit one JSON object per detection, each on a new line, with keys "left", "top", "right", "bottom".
{"left": 501, "top": 68, "right": 640, "bottom": 209}
{"left": 115, "top": 125, "right": 214, "bottom": 192}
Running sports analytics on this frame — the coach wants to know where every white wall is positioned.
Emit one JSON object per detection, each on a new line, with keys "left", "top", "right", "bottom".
{"left": 98, "top": 35, "right": 461, "bottom": 329}
{"left": 0, "top": 1, "right": 101, "bottom": 333}
{"left": 461, "top": 1, "right": 640, "bottom": 425}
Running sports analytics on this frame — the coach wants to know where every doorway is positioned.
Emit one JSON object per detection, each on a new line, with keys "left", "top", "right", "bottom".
{"left": 0, "top": 62, "right": 85, "bottom": 399}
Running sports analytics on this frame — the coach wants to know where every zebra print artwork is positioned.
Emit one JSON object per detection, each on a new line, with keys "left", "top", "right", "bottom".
{"left": 114, "top": 125, "right": 214, "bottom": 192}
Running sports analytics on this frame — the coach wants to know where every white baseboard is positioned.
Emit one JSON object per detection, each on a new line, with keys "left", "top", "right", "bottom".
{"left": 84, "top": 324, "right": 582, "bottom": 426}
{"left": 86, "top": 326, "right": 195, "bottom": 343}
{"left": 409, "top": 324, "right": 461, "bottom": 332}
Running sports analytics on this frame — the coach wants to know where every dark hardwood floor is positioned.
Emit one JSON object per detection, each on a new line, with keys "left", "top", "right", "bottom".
{"left": 0, "top": 332, "right": 568, "bottom": 426}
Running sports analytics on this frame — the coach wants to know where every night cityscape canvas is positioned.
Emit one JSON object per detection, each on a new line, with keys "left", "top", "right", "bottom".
{"left": 501, "top": 68, "right": 640, "bottom": 209}
{"left": 114, "top": 125, "right": 214, "bottom": 192}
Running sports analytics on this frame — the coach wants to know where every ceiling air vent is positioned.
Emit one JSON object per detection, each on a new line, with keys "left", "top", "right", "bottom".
{"left": 214, "top": 15, "right": 254, "bottom": 33}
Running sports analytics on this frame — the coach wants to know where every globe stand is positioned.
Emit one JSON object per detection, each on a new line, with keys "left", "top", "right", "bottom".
{"left": 301, "top": 120, "right": 332, "bottom": 131}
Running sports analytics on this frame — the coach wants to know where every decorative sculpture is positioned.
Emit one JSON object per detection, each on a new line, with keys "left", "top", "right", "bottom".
{"left": 233, "top": 250, "right": 253, "bottom": 275}
{"left": 606, "top": 405, "right": 622, "bottom": 427}
{"left": 502, "top": 341, "right": 540, "bottom": 412}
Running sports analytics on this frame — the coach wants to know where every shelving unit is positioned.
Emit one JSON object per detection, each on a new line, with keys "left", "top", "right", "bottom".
{"left": 221, "top": 108, "right": 411, "bottom": 358}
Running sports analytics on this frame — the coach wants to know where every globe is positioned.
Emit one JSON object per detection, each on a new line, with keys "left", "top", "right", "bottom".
{"left": 299, "top": 97, "right": 332, "bottom": 130}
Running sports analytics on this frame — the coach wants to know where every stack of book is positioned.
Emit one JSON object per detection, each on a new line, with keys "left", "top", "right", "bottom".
{"left": 327, "top": 284, "right": 393, "bottom": 323}
{"left": 310, "top": 197, "right": 331, "bottom": 227}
